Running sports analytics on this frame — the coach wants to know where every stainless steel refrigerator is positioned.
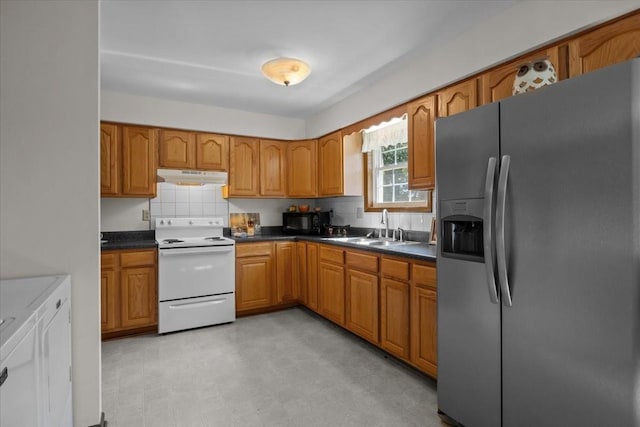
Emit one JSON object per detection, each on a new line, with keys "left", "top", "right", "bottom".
{"left": 435, "top": 58, "right": 640, "bottom": 427}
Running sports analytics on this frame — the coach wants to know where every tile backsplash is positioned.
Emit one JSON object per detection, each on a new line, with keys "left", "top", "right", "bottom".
{"left": 150, "top": 183, "right": 229, "bottom": 226}
{"left": 105, "top": 184, "right": 436, "bottom": 236}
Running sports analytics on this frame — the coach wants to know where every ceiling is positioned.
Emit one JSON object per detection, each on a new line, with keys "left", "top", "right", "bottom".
{"left": 100, "top": 1, "right": 514, "bottom": 119}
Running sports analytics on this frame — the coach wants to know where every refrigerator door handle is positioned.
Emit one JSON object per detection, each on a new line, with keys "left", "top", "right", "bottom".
{"left": 496, "top": 155, "right": 513, "bottom": 307}
{"left": 483, "top": 157, "right": 499, "bottom": 304}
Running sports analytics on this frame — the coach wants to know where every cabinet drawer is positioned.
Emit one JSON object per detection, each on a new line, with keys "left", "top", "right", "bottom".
{"left": 413, "top": 263, "right": 437, "bottom": 289}
{"left": 381, "top": 258, "right": 409, "bottom": 281}
{"left": 346, "top": 251, "right": 378, "bottom": 273}
{"left": 320, "top": 245, "right": 344, "bottom": 264}
{"left": 120, "top": 250, "right": 156, "bottom": 267}
{"left": 101, "top": 253, "right": 117, "bottom": 269}
{"left": 236, "top": 242, "right": 273, "bottom": 258}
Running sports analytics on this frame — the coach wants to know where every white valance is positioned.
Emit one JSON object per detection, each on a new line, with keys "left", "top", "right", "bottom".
{"left": 361, "top": 115, "right": 407, "bottom": 153}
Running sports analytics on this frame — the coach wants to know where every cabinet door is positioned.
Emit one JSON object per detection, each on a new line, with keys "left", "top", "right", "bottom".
{"left": 569, "top": 13, "right": 640, "bottom": 77}
{"left": 121, "top": 126, "right": 157, "bottom": 197}
{"left": 318, "top": 262, "right": 345, "bottom": 325}
{"left": 100, "top": 123, "right": 119, "bottom": 196}
{"left": 296, "top": 242, "right": 308, "bottom": 304}
{"left": 276, "top": 241, "right": 297, "bottom": 303}
{"left": 410, "top": 286, "right": 437, "bottom": 377}
{"left": 229, "top": 136, "right": 259, "bottom": 196}
{"left": 306, "top": 243, "right": 319, "bottom": 311}
{"left": 481, "top": 46, "right": 561, "bottom": 104}
{"left": 159, "top": 129, "right": 195, "bottom": 169}
{"left": 380, "top": 278, "right": 409, "bottom": 359}
{"left": 287, "top": 139, "right": 317, "bottom": 197}
{"left": 346, "top": 268, "right": 379, "bottom": 344}
{"left": 236, "top": 255, "right": 275, "bottom": 310}
{"left": 196, "top": 133, "right": 229, "bottom": 171}
{"left": 259, "top": 139, "right": 287, "bottom": 197}
{"left": 101, "top": 269, "right": 118, "bottom": 332}
{"left": 120, "top": 266, "right": 157, "bottom": 328}
{"left": 438, "top": 78, "right": 479, "bottom": 118}
{"left": 318, "top": 131, "right": 343, "bottom": 196}
{"left": 407, "top": 95, "right": 437, "bottom": 190}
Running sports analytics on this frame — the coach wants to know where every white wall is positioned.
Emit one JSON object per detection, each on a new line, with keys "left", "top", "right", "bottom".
{"left": 323, "top": 195, "right": 436, "bottom": 236}
{"left": 101, "top": 198, "right": 150, "bottom": 232}
{"left": 101, "top": 90, "right": 307, "bottom": 140}
{"left": 0, "top": 1, "right": 101, "bottom": 426}
{"left": 306, "top": 1, "right": 640, "bottom": 136}
{"left": 229, "top": 198, "right": 315, "bottom": 227}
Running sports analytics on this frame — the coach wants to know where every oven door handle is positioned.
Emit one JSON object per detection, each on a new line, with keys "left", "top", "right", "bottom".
{"left": 160, "top": 246, "right": 234, "bottom": 256}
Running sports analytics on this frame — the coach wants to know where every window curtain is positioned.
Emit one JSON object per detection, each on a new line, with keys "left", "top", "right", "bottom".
{"left": 361, "top": 115, "right": 407, "bottom": 153}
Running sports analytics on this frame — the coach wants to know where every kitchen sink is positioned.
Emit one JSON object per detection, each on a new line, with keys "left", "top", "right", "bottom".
{"left": 322, "top": 237, "right": 421, "bottom": 247}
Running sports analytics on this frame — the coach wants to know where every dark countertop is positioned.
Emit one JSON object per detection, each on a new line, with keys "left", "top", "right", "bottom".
{"left": 101, "top": 229, "right": 436, "bottom": 261}
{"left": 100, "top": 230, "right": 157, "bottom": 251}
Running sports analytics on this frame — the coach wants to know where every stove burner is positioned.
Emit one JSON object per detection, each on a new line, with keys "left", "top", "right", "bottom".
{"left": 163, "top": 239, "right": 184, "bottom": 244}
{"left": 204, "top": 236, "right": 223, "bottom": 241}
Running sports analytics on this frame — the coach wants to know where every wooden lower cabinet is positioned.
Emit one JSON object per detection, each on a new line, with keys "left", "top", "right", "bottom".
{"left": 306, "top": 243, "right": 319, "bottom": 311}
{"left": 318, "top": 261, "right": 346, "bottom": 325}
{"left": 410, "top": 285, "right": 438, "bottom": 377}
{"left": 120, "top": 266, "right": 157, "bottom": 328}
{"left": 100, "top": 268, "right": 118, "bottom": 331}
{"left": 296, "top": 242, "right": 308, "bottom": 304}
{"left": 345, "top": 268, "right": 379, "bottom": 344}
{"left": 276, "top": 241, "right": 297, "bottom": 303}
{"left": 100, "top": 249, "right": 157, "bottom": 339}
{"left": 235, "top": 243, "right": 276, "bottom": 312}
{"left": 235, "top": 241, "right": 300, "bottom": 315}
{"left": 380, "top": 277, "right": 410, "bottom": 359}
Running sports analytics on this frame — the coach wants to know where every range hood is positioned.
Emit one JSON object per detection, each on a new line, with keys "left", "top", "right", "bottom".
{"left": 156, "top": 168, "right": 228, "bottom": 185}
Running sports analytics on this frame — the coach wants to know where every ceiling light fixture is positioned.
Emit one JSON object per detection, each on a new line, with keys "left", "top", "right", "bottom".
{"left": 261, "top": 57, "right": 311, "bottom": 87}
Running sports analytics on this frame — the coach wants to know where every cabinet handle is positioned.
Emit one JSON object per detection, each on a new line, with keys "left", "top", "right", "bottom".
{"left": 496, "top": 155, "right": 512, "bottom": 307}
{"left": 0, "top": 367, "right": 7, "bottom": 387}
{"left": 483, "top": 157, "right": 499, "bottom": 304}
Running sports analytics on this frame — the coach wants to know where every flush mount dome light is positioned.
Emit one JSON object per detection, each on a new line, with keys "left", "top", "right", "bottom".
{"left": 261, "top": 57, "right": 311, "bottom": 86}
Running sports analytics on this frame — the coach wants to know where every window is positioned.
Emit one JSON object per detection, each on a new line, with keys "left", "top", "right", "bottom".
{"left": 363, "top": 117, "right": 431, "bottom": 211}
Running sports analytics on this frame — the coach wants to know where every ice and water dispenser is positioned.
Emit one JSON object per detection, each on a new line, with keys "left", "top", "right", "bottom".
{"left": 440, "top": 198, "right": 485, "bottom": 262}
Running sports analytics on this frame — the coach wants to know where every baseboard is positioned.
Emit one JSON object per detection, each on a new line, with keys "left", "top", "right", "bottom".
{"left": 88, "top": 411, "right": 106, "bottom": 427}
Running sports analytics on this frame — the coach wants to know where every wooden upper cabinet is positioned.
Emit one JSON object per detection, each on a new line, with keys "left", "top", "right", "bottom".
{"left": 438, "top": 78, "right": 479, "bottom": 118}
{"left": 121, "top": 126, "right": 157, "bottom": 197}
{"left": 318, "top": 131, "right": 343, "bottom": 196}
{"left": 259, "top": 139, "right": 287, "bottom": 197}
{"left": 287, "top": 139, "right": 317, "bottom": 197}
{"left": 481, "top": 46, "right": 562, "bottom": 104}
{"left": 407, "top": 95, "right": 437, "bottom": 190}
{"left": 569, "top": 13, "right": 640, "bottom": 77}
{"left": 318, "top": 131, "right": 362, "bottom": 197}
{"left": 229, "top": 136, "right": 259, "bottom": 197}
{"left": 159, "top": 129, "right": 195, "bottom": 169}
{"left": 100, "top": 123, "right": 119, "bottom": 196}
{"left": 196, "top": 133, "right": 229, "bottom": 171}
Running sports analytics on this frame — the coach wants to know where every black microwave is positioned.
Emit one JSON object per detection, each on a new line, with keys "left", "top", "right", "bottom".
{"left": 282, "top": 211, "right": 330, "bottom": 235}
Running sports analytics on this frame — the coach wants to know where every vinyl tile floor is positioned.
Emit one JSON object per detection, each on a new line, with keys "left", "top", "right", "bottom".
{"left": 102, "top": 307, "right": 445, "bottom": 427}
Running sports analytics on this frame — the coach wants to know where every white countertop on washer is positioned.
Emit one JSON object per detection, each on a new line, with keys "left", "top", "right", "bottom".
{"left": 0, "top": 275, "right": 70, "bottom": 359}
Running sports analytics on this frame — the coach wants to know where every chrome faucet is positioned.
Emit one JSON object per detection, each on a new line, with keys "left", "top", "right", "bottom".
{"left": 380, "top": 208, "right": 389, "bottom": 239}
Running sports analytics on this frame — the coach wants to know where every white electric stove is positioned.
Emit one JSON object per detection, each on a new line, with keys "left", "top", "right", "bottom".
{"left": 156, "top": 217, "right": 235, "bottom": 333}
